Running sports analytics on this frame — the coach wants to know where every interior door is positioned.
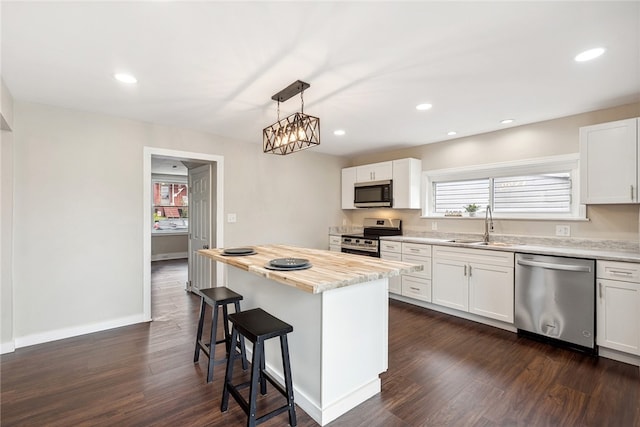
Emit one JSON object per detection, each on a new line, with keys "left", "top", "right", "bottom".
{"left": 188, "top": 164, "right": 212, "bottom": 292}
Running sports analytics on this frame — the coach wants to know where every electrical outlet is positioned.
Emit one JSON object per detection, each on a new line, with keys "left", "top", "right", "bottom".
{"left": 555, "top": 225, "right": 570, "bottom": 237}
{"left": 431, "top": 221, "right": 438, "bottom": 231}
{"left": 227, "top": 213, "right": 237, "bottom": 223}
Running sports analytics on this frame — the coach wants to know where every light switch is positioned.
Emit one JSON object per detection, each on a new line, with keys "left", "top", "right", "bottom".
{"left": 227, "top": 213, "right": 237, "bottom": 223}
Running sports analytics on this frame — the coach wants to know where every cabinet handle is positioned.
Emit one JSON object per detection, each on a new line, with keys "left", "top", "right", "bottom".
{"left": 468, "top": 265, "right": 472, "bottom": 277}
{"left": 410, "top": 287, "right": 420, "bottom": 291}
{"left": 464, "top": 265, "right": 467, "bottom": 276}
{"left": 609, "top": 269, "right": 633, "bottom": 277}
{"left": 599, "top": 281, "right": 603, "bottom": 299}
{"left": 631, "top": 185, "right": 635, "bottom": 201}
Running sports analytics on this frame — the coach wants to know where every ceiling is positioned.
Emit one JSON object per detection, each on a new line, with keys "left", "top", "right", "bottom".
{"left": 2, "top": 2, "right": 639, "bottom": 157}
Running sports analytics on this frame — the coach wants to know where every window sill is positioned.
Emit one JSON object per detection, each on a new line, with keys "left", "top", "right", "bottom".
{"left": 152, "top": 230, "right": 189, "bottom": 236}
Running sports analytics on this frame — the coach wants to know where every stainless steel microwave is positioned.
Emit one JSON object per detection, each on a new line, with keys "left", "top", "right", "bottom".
{"left": 354, "top": 180, "right": 393, "bottom": 208}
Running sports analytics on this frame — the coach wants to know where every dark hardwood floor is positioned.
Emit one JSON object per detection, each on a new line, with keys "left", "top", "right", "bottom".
{"left": 2, "top": 259, "right": 639, "bottom": 426}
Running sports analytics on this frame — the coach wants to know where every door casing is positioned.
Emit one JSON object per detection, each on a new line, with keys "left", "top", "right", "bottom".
{"left": 143, "top": 147, "right": 224, "bottom": 321}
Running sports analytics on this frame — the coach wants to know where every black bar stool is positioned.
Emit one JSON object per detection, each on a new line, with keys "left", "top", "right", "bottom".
{"left": 221, "top": 308, "right": 296, "bottom": 427}
{"left": 193, "top": 287, "right": 248, "bottom": 382}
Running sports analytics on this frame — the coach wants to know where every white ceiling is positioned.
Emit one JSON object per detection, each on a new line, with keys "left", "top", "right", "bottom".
{"left": 2, "top": 1, "right": 639, "bottom": 157}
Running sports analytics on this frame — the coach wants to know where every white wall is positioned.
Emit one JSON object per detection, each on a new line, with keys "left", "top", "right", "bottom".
{"left": 1, "top": 77, "right": 15, "bottom": 353}
{"left": 11, "top": 101, "right": 347, "bottom": 348}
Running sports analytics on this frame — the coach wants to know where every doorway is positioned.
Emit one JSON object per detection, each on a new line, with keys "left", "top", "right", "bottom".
{"left": 143, "top": 147, "right": 224, "bottom": 321}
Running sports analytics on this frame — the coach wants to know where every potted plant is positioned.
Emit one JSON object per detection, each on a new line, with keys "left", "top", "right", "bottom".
{"left": 464, "top": 203, "right": 479, "bottom": 217}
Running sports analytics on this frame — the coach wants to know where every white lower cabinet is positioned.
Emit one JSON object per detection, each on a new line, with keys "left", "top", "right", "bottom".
{"left": 400, "top": 243, "right": 432, "bottom": 302}
{"left": 401, "top": 275, "right": 431, "bottom": 302}
{"left": 380, "top": 240, "right": 402, "bottom": 294}
{"left": 432, "top": 257, "right": 468, "bottom": 311}
{"left": 596, "top": 260, "right": 640, "bottom": 356}
{"left": 432, "top": 246, "right": 514, "bottom": 323}
{"left": 329, "top": 234, "right": 341, "bottom": 252}
{"left": 468, "top": 263, "right": 514, "bottom": 323}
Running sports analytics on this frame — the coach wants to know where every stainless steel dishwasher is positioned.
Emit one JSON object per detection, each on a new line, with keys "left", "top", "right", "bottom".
{"left": 515, "top": 253, "right": 596, "bottom": 352}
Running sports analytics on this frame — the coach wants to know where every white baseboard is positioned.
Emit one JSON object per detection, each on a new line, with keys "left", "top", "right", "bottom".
{"left": 599, "top": 347, "right": 640, "bottom": 367}
{"left": 389, "top": 294, "right": 517, "bottom": 333}
{"left": 1, "top": 340, "right": 16, "bottom": 354}
{"left": 14, "top": 314, "right": 148, "bottom": 349}
{"left": 242, "top": 344, "right": 379, "bottom": 426}
{"left": 151, "top": 252, "right": 188, "bottom": 261}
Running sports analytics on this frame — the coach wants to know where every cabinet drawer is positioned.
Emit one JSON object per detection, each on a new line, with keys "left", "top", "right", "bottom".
{"left": 598, "top": 260, "right": 640, "bottom": 283}
{"left": 433, "top": 245, "right": 513, "bottom": 267}
{"left": 329, "top": 235, "right": 341, "bottom": 246}
{"left": 402, "top": 253, "right": 431, "bottom": 279}
{"left": 402, "top": 242, "right": 432, "bottom": 257}
{"left": 380, "top": 240, "right": 401, "bottom": 253}
{"left": 402, "top": 276, "right": 431, "bottom": 302}
{"left": 380, "top": 251, "right": 402, "bottom": 262}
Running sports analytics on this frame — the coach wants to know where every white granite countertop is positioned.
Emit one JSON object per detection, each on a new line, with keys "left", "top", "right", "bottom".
{"left": 380, "top": 235, "right": 640, "bottom": 263}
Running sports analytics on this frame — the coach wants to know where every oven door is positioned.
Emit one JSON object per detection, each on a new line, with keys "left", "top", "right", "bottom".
{"left": 354, "top": 180, "right": 392, "bottom": 208}
{"left": 341, "top": 247, "right": 380, "bottom": 257}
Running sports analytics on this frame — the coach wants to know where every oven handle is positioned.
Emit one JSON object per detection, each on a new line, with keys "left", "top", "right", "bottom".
{"left": 341, "top": 248, "right": 379, "bottom": 257}
{"left": 517, "top": 258, "right": 592, "bottom": 273}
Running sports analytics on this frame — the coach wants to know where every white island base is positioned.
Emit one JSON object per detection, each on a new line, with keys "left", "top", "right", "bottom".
{"left": 227, "top": 268, "right": 389, "bottom": 426}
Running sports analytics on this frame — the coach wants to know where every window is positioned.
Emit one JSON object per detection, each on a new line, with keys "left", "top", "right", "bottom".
{"left": 152, "top": 178, "right": 188, "bottom": 233}
{"left": 424, "top": 154, "right": 584, "bottom": 219}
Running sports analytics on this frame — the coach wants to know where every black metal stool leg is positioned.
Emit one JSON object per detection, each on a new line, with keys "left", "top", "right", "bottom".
{"left": 194, "top": 297, "right": 207, "bottom": 363}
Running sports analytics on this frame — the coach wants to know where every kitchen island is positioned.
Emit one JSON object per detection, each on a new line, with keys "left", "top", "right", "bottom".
{"left": 199, "top": 244, "right": 421, "bottom": 426}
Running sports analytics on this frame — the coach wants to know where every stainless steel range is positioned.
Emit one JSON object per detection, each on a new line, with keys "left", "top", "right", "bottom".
{"left": 341, "top": 218, "right": 402, "bottom": 257}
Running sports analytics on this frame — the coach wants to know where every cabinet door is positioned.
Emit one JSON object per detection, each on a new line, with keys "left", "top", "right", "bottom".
{"left": 392, "top": 158, "right": 421, "bottom": 209}
{"left": 432, "top": 257, "right": 468, "bottom": 311}
{"left": 469, "top": 264, "right": 514, "bottom": 323}
{"left": 580, "top": 118, "right": 639, "bottom": 204}
{"left": 341, "top": 167, "right": 357, "bottom": 209}
{"left": 381, "top": 251, "right": 402, "bottom": 294}
{"left": 356, "top": 161, "right": 392, "bottom": 182}
{"left": 597, "top": 279, "right": 640, "bottom": 355}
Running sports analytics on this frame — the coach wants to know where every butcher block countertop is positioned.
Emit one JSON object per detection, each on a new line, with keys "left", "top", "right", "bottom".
{"left": 198, "top": 244, "right": 422, "bottom": 294}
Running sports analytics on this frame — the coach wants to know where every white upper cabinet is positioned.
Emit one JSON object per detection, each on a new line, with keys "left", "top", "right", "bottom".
{"left": 392, "top": 158, "right": 421, "bottom": 209}
{"left": 356, "top": 161, "right": 393, "bottom": 182}
{"left": 580, "top": 118, "right": 639, "bottom": 204}
{"left": 342, "top": 158, "right": 422, "bottom": 210}
{"left": 341, "top": 167, "right": 357, "bottom": 209}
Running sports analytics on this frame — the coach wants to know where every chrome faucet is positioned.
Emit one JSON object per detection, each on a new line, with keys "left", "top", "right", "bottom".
{"left": 483, "top": 205, "right": 494, "bottom": 243}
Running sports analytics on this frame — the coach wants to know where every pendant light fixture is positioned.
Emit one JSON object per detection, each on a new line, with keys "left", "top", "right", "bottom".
{"left": 263, "top": 80, "right": 320, "bottom": 155}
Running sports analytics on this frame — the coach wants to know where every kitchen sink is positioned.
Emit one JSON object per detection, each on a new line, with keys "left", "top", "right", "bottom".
{"left": 470, "top": 241, "right": 513, "bottom": 247}
{"left": 444, "top": 239, "right": 513, "bottom": 247}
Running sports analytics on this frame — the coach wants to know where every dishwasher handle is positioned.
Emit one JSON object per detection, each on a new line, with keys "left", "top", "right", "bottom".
{"left": 517, "top": 258, "right": 592, "bottom": 273}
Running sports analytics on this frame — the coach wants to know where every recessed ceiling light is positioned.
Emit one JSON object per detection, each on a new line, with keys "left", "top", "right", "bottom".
{"left": 416, "top": 103, "right": 433, "bottom": 111}
{"left": 114, "top": 73, "right": 138, "bottom": 84}
{"left": 447, "top": 131, "right": 457, "bottom": 136}
{"left": 575, "top": 47, "right": 606, "bottom": 62}
{"left": 500, "top": 119, "right": 514, "bottom": 124}
{"left": 333, "top": 129, "right": 346, "bottom": 136}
